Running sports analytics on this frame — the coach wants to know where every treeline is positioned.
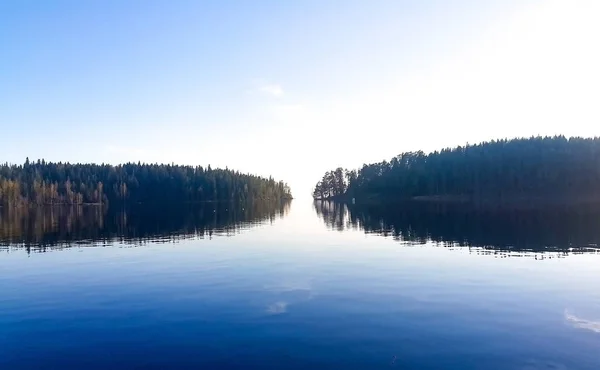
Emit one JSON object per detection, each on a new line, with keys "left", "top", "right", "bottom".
{"left": 313, "top": 136, "right": 600, "bottom": 202}
{"left": 0, "top": 159, "right": 292, "bottom": 206}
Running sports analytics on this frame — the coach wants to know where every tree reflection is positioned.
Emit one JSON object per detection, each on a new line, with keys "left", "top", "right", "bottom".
{"left": 0, "top": 200, "right": 290, "bottom": 252}
{"left": 314, "top": 200, "right": 600, "bottom": 256}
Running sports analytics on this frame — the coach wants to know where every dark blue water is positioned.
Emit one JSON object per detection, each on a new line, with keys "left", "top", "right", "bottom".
{"left": 1, "top": 201, "right": 599, "bottom": 369}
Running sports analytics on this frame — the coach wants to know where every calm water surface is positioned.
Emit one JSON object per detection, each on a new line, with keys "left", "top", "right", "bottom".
{"left": 1, "top": 201, "right": 599, "bottom": 369}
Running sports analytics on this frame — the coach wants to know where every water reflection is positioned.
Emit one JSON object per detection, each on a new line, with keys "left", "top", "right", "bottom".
{"left": 314, "top": 201, "right": 600, "bottom": 255}
{"left": 0, "top": 200, "right": 290, "bottom": 251}
{"left": 564, "top": 310, "right": 600, "bottom": 334}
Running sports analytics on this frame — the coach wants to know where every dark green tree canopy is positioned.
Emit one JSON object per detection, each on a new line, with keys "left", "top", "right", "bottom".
{"left": 314, "top": 136, "right": 600, "bottom": 202}
{"left": 0, "top": 161, "right": 292, "bottom": 206}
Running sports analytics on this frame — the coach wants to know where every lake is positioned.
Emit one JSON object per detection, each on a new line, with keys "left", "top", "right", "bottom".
{"left": 1, "top": 201, "right": 599, "bottom": 369}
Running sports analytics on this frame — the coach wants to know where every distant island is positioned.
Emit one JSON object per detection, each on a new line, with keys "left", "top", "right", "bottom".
{"left": 0, "top": 160, "right": 292, "bottom": 206}
{"left": 313, "top": 136, "right": 600, "bottom": 205}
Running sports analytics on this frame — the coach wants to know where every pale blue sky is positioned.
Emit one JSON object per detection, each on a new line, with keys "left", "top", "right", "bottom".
{"left": 1, "top": 0, "right": 599, "bottom": 196}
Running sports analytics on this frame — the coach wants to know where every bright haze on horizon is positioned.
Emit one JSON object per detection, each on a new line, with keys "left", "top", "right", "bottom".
{"left": 1, "top": 0, "right": 599, "bottom": 197}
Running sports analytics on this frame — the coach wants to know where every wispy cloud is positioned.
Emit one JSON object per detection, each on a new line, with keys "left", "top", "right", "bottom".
{"left": 565, "top": 310, "right": 600, "bottom": 333}
{"left": 258, "top": 84, "right": 284, "bottom": 97}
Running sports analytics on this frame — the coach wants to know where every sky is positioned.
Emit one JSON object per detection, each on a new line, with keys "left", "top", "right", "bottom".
{"left": 1, "top": 0, "right": 599, "bottom": 197}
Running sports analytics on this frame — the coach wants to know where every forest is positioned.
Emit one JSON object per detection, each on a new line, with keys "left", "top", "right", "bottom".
{"left": 313, "top": 136, "right": 600, "bottom": 202}
{"left": 0, "top": 159, "right": 292, "bottom": 206}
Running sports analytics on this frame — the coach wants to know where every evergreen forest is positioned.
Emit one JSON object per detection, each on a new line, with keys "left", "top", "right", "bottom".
{"left": 313, "top": 136, "right": 600, "bottom": 203}
{"left": 0, "top": 160, "right": 292, "bottom": 206}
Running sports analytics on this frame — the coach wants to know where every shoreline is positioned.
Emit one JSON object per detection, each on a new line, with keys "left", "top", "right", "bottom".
{"left": 315, "top": 194, "right": 600, "bottom": 210}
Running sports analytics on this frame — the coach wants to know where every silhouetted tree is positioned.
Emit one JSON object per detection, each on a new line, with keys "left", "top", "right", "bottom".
{"left": 313, "top": 136, "right": 600, "bottom": 202}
